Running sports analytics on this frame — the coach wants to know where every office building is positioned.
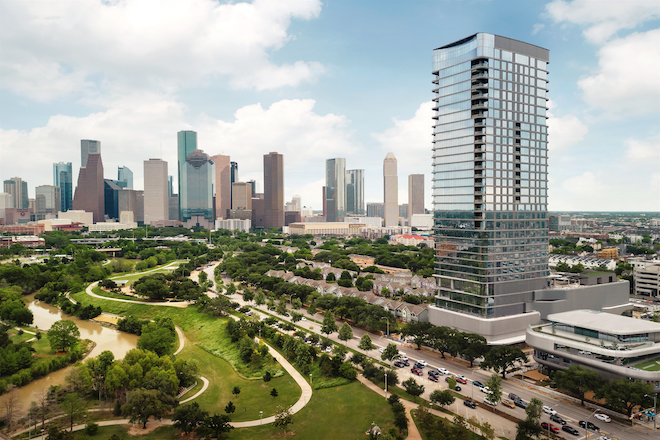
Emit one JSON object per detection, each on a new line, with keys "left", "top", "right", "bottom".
{"left": 144, "top": 159, "right": 169, "bottom": 224}
{"left": 104, "top": 179, "right": 122, "bottom": 220}
{"left": 72, "top": 153, "right": 105, "bottom": 223}
{"left": 263, "top": 152, "right": 284, "bottom": 229}
{"left": 81, "top": 140, "right": 101, "bottom": 168}
{"left": 118, "top": 189, "right": 139, "bottom": 220}
{"left": 231, "top": 162, "right": 238, "bottom": 184}
{"left": 325, "top": 158, "right": 346, "bottom": 222}
{"left": 53, "top": 162, "right": 73, "bottom": 212}
{"left": 635, "top": 264, "right": 660, "bottom": 298}
{"left": 177, "top": 130, "right": 214, "bottom": 228}
{"left": 35, "top": 185, "right": 61, "bottom": 219}
{"left": 0, "top": 193, "right": 11, "bottom": 224}
{"left": 168, "top": 176, "right": 174, "bottom": 197}
{"left": 3, "top": 178, "right": 29, "bottom": 209}
{"left": 383, "top": 153, "right": 398, "bottom": 226}
{"left": 117, "top": 166, "right": 133, "bottom": 189}
{"left": 252, "top": 193, "right": 265, "bottom": 228}
{"left": 367, "top": 202, "right": 384, "bottom": 218}
{"left": 286, "top": 195, "right": 301, "bottom": 212}
{"left": 168, "top": 195, "right": 179, "bottom": 222}
{"left": 232, "top": 182, "right": 253, "bottom": 210}
{"left": 399, "top": 204, "right": 408, "bottom": 219}
{"left": 346, "top": 169, "right": 365, "bottom": 216}
{"left": 211, "top": 154, "right": 231, "bottom": 219}
{"left": 408, "top": 174, "right": 425, "bottom": 224}
{"left": 247, "top": 180, "right": 256, "bottom": 197}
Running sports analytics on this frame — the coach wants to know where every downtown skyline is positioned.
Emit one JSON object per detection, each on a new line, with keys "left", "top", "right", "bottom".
{"left": 0, "top": 0, "right": 659, "bottom": 212}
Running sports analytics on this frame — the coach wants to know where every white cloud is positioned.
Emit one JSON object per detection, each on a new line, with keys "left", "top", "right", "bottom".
{"left": 532, "top": 23, "right": 545, "bottom": 35}
{"left": 0, "top": 0, "right": 323, "bottom": 100}
{"left": 625, "top": 135, "right": 660, "bottom": 162}
{"left": 577, "top": 29, "right": 660, "bottom": 115}
{"left": 0, "top": 97, "right": 356, "bottom": 210}
{"left": 547, "top": 114, "right": 588, "bottom": 152}
{"left": 546, "top": 0, "right": 660, "bottom": 43}
{"left": 371, "top": 102, "right": 434, "bottom": 207}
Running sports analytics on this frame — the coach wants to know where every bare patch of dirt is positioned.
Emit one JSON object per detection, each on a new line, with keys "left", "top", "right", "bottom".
{"left": 126, "top": 419, "right": 169, "bottom": 436}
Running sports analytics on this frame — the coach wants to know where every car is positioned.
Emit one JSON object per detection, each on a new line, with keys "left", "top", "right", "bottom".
{"left": 379, "top": 348, "right": 384, "bottom": 353}
{"left": 301, "top": 317, "right": 306, "bottom": 321}
{"left": 401, "top": 360, "right": 410, "bottom": 366}
{"left": 502, "top": 399, "right": 515, "bottom": 408}
{"left": 472, "top": 380, "right": 484, "bottom": 388}
{"left": 438, "top": 367, "right": 449, "bottom": 375}
{"left": 479, "top": 386, "right": 490, "bottom": 394}
{"left": 562, "top": 425, "right": 580, "bottom": 435}
{"left": 463, "top": 400, "right": 477, "bottom": 409}
{"left": 429, "top": 370, "right": 439, "bottom": 377}
{"left": 594, "top": 413, "right": 611, "bottom": 423}
{"left": 579, "top": 420, "right": 600, "bottom": 431}
{"left": 325, "top": 346, "right": 332, "bottom": 353}
{"left": 550, "top": 414, "right": 567, "bottom": 425}
{"left": 541, "top": 423, "right": 560, "bottom": 434}
{"left": 508, "top": 393, "right": 520, "bottom": 401}
{"left": 411, "top": 368, "right": 423, "bottom": 376}
{"left": 400, "top": 356, "right": 408, "bottom": 362}
{"left": 413, "top": 363, "right": 425, "bottom": 370}
{"left": 429, "top": 375, "right": 439, "bottom": 382}
{"left": 542, "top": 406, "right": 557, "bottom": 416}
{"left": 417, "top": 360, "right": 428, "bottom": 366}
{"left": 455, "top": 375, "right": 467, "bottom": 384}
{"left": 393, "top": 361, "right": 405, "bottom": 368}
{"left": 484, "top": 396, "right": 498, "bottom": 406}
{"left": 444, "top": 375, "right": 452, "bottom": 382}
{"left": 454, "top": 385, "right": 461, "bottom": 392}
{"left": 514, "top": 399, "right": 528, "bottom": 409}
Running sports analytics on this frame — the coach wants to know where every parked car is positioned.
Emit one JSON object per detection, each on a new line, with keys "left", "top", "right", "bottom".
{"left": 479, "top": 386, "right": 490, "bottom": 394}
{"left": 429, "top": 375, "right": 439, "bottom": 382}
{"left": 400, "top": 355, "right": 408, "bottom": 362}
{"left": 542, "top": 406, "right": 557, "bottom": 416}
{"left": 463, "top": 400, "right": 477, "bottom": 409}
{"left": 541, "top": 422, "right": 560, "bottom": 434}
{"left": 502, "top": 399, "right": 515, "bottom": 408}
{"left": 508, "top": 393, "right": 520, "bottom": 401}
{"left": 484, "top": 395, "right": 498, "bottom": 406}
{"left": 455, "top": 375, "right": 467, "bottom": 384}
{"left": 472, "top": 381, "right": 484, "bottom": 388}
{"left": 550, "top": 414, "right": 567, "bottom": 425}
{"left": 411, "top": 368, "right": 423, "bottom": 376}
{"left": 454, "top": 385, "right": 461, "bottom": 392}
{"left": 438, "top": 367, "right": 449, "bottom": 375}
{"left": 562, "top": 425, "right": 580, "bottom": 435}
{"left": 379, "top": 348, "right": 384, "bottom": 353}
{"left": 393, "top": 361, "right": 405, "bottom": 368}
{"left": 579, "top": 420, "right": 600, "bottom": 431}
{"left": 594, "top": 413, "right": 611, "bottom": 423}
{"left": 514, "top": 399, "right": 528, "bottom": 409}
{"left": 444, "top": 375, "right": 453, "bottom": 382}
{"left": 429, "top": 370, "right": 440, "bottom": 377}
{"left": 417, "top": 360, "right": 428, "bottom": 366}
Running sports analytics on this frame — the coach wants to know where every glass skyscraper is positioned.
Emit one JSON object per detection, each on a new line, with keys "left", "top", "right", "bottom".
{"left": 53, "top": 162, "right": 73, "bottom": 212}
{"left": 118, "top": 166, "right": 133, "bottom": 189}
{"left": 432, "top": 33, "right": 550, "bottom": 318}
{"left": 325, "top": 158, "right": 346, "bottom": 222}
{"left": 177, "top": 130, "right": 214, "bottom": 227}
{"left": 346, "top": 169, "right": 365, "bottom": 216}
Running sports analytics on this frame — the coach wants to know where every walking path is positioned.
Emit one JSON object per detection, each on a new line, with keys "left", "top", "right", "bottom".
{"left": 179, "top": 376, "right": 210, "bottom": 404}
{"left": 85, "top": 281, "right": 190, "bottom": 308}
{"left": 173, "top": 326, "right": 185, "bottom": 355}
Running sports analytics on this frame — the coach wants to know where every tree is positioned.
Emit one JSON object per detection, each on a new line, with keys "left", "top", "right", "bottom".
{"left": 255, "top": 290, "right": 265, "bottom": 305}
{"left": 137, "top": 317, "right": 176, "bottom": 356}
{"left": 358, "top": 334, "right": 376, "bottom": 352}
{"left": 428, "top": 326, "right": 456, "bottom": 358}
{"left": 242, "top": 289, "right": 254, "bottom": 303}
{"left": 455, "top": 333, "right": 488, "bottom": 367}
{"left": 291, "top": 311, "right": 303, "bottom": 322}
{"left": 291, "top": 298, "right": 302, "bottom": 310}
{"left": 2, "top": 384, "right": 19, "bottom": 431}
{"left": 224, "top": 401, "right": 235, "bottom": 414}
{"left": 33, "top": 387, "right": 53, "bottom": 429}
{"left": 274, "top": 405, "right": 294, "bottom": 433}
{"left": 307, "top": 302, "right": 317, "bottom": 316}
{"left": 430, "top": 389, "right": 455, "bottom": 407}
{"left": 481, "top": 345, "right": 528, "bottom": 379}
{"left": 196, "top": 414, "right": 233, "bottom": 439}
{"left": 173, "top": 403, "right": 208, "bottom": 435}
{"left": 401, "top": 321, "right": 433, "bottom": 350}
{"left": 321, "top": 311, "right": 338, "bottom": 335}
{"left": 338, "top": 322, "right": 353, "bottom": 345}
{"left": 332, "top": 344, "right": 348, "bottom": 359}
{"left": 526, "top": 397, "right": 543, "bottom": 422}
{"left": 485, "top": 374, "right": 502, "bottom": 403}
{"left": 380, "top": 343, "right": 400, "bottom": 362}
{"left": 554, "top": 365, "right": 603, "bottom": 405}
{"left": 232, "top": 386, "right": 241, "bottom": 396}
{"left": 596, "top": 378, "right": 654, "bottom": 417}
{"left": 47, "top": 320, "right": 80, "bottom": 353}
{"left": 122, "top": 388, "right": 177, "bottom": 429}
{"left": 59, "top": 393, "right": 88, "bottom": 432}
{"left": 271, "top": 388, "right": 279, "bottom": 397}
{"left": 402, "top": 377, "right": 424, "bottom": 402}
{"left": 516, "top": 398, "right": 543, "bottom": 440}
{"left": 446, "top": 375, "right": 457, "bottom": 390}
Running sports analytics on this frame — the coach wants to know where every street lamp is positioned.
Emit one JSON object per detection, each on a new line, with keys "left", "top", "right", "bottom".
{"left": 384, "top": 373, "right": 388, "bottom": 395}
{"left": 381, "top": 317, "right": 390, "bottom": 337}
{"left": 260, "top": 410, "right": 263, "bottom": 425}
{"left": 310, "top": 373, "right": 313, "bottom": 388}
{"left": 584, "top": 408, "right": 599, "bottom": 439}
{"left": 470, "top": 367, "right": 483, "bottom": 402}
{"left": 645, "top": 393, "right": 657, "bottom": 430}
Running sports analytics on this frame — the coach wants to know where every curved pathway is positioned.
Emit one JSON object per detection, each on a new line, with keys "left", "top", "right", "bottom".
{"left": 179, "top": 376, "right": 210, "bottom": 404}
{"left": 85, "top": 281, "right": 190, "bottom": 308}
{"left": 173, "top": 326, "right": 185, "bottom": 355}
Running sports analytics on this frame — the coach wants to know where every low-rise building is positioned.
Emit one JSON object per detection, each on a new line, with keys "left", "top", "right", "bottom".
{"left": 635, "top": 264, "right": 660, "bottom": 299}
{"left": 527, "top": 310, "right": 660, "bottom": 389}
{"left": 0, "top": 235, "right": 45, "bottom": 248}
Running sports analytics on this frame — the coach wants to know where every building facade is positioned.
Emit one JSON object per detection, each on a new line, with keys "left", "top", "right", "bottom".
{"left": 177, "top": 131, "right": 214, "bottom": 228}
{"left": 367, "top": 202, "right": 384, "bottom": 218}
{"left": 383, "top": 152, "right": 398, "bottom": 226}
{"left": 53, "top": 162, "right": 73, "bottom": 212}
{"left": 211, "top": 154, "right": 231, "bottom": 220}
{"left": 3, "top": 178, "right": 29, "bottom": 210}
{"left": 325, "top": 158, "right": 346, "bottom": 222}
{"left": 635, "top": 264, "right": 660, "bottom": 298}
{"left": 72, "top": 153, "right": 105, "bottom": 223}
{"left": 346, "top": 169, "right": 365, "bottom": 216}
{"left": 117, "top": 166, "right": 133, "bottom": 189}
{"left": 35, "top": 185, "right": 61, "bottom": 219}
{"left": 144, "top": 159, "right": 169, "bottom": 224}
{"left": 81, "top": 139, "right": 101, "bottom": 168}
{"left": 263, "top": 152, "right": 284, "bottom": 229}
{"left": 432, "top": 33, "right": 550, "bottom": 319}
{"left": 408, "top": 174, "right": 425, "bottom": 224}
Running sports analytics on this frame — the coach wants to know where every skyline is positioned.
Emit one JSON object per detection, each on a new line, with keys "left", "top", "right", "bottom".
{"left": 0, "top": 0, "right": 659, "bottom": 212}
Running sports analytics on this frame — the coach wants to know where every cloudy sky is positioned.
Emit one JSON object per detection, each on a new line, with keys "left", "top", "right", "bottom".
{"left": 1, "top": 0, "right": 659, "bottom": 212}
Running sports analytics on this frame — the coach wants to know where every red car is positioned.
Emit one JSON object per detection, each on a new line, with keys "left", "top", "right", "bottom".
{"left": 429, "top": 375, "right": 439, "bottom": 382}
{"left": 455, "top": 375, "right": 468, "bottom": 384}
{"left": 541, "top": 422, "right": 560, "bottom": 434}
{"left": 411, "top": 368, "right": 423, "bottom": 376}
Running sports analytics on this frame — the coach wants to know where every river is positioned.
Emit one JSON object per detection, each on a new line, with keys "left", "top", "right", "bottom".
{"left": 0, "top": 295, "right": 139, "bottom": 415}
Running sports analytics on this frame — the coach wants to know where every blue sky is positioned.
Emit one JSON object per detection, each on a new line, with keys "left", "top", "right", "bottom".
{"left": 1, "top": 0, "right": 658, "bottom": 212}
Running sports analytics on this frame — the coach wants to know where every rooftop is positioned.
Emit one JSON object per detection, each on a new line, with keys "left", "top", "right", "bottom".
{"left": 547, "top": 310, "right": 660, "bottom": 335}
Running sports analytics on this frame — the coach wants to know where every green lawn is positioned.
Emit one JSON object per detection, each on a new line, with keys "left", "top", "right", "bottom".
{"left": 108, "top": 261, "right": 185, "bottom": 285}
{"left": 632, "top": 358, "right": 660, "bottom": 371}
{"left": 92, "top": 285, "right": 146, "bottom": 301}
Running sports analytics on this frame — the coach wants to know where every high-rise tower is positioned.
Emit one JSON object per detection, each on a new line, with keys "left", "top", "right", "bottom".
{"left": 118, "top": 166, "right": 133, "bottom": 189}
{"left": 325, "top": 158, "right": 346, "bottom": 222}
{"left": 432, "top": 33, "right": 550, "bottom": 319}
{"left": 72, "top": 153, "right": 105, "bottom": 222}
{"left": 383, "top": 153, "right": 398, "bottom": 226}
{"left": 408, "top": 174, "right": 425, "bottom": 223}
{"left": 144, "top": 159, "right": 169, "bottom": 224}
{"left": 177, "top": 131, "right": 214, "bottom": 228}
{"left": 81, "top": 140, "right": 101, "bottom": 168}
{"left": 263, "top": 152, "right": 284, "bottom": 229}
{"left": 3, "top": 177, "right": 29, "bottom": 209}
{"left": 53, "top": 162, "right": 73, "bottom": 212}
{"left": 211, "top": 155, "right": 231, "bottom": 219}
{"left": 346, "top": 169, "right": 365, "bottom": 216}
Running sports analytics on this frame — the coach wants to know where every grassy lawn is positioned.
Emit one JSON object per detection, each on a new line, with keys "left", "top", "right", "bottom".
{"left": 632, "top": 358, "right": 660, "bottom": 371}
{"left": 92, "top": 285, "right": 146, "bottom": 301}
{"left": 7, "top": 329, "right": 35, "bottom": 345}
{"left": 181, "top": 343, "right": 300, "bottom": 422}
{"left": 108, "top": 261, "right": 185, "bottom": 285}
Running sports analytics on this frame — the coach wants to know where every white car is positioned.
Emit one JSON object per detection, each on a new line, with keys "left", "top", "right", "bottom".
{"left": 438, "top": 368, "right": 449, "bottom": 375}
{"left": 325, "top": 346, "right": 332, "bottom": 353}
{"left": 301, "top": 317, "right": 306, "bottom": 321}
{"left": 479, "top": 386, "right": 490, "bottom": 394}
{"left": 417, "top": 360, "right": 428, "bottom": 366}
{"left": 400, "top": 356, "right": 409, "bottom": 362}
{"left": 484, "top": 395, "right": 498, "bottom": 406}
{"left": 594, "top": 413, "right": 611, "bottom": 423}
{"left": 379, "top": 347, "right": 385, "bottom": 353}
{"left": 542, "top": 406, "right": 557, "bottom": 416}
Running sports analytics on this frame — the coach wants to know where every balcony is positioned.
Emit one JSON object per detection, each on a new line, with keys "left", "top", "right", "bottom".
{"left": 471, "top": 110, "right": 487, "bottom": 118}
{"left": 471, "top": 91, "right": 488, "bottom": 98}
{"left": 471, "top": 79, "right": 488, "bottom": 88}
{"left": 474, "top": 118, "right": 486, "bottom": 126}
{"left": 471, "top": 71, "right": 488, "bottom": 79}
